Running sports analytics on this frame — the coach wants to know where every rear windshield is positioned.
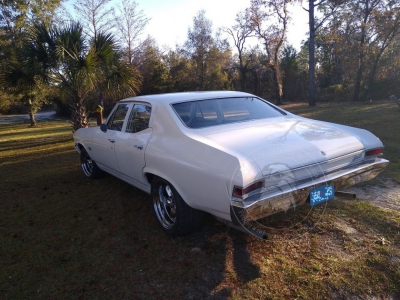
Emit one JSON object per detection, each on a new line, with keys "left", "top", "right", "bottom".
{"left": 172, "top": 97, "right": 285, "bottom": 128}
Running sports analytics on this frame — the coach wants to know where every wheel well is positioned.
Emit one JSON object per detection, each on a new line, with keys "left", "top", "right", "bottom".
{"left": 77, "top": 143, "right": 87, "bottom": 153}
{"left": 144, "top": 173, "right": 196, "bottom": 210}
{"left": 145, "top": 173, "right": 155, "bottom": 185}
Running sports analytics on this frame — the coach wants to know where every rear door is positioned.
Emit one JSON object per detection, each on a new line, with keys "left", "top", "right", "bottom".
{"left": 114, "top": 103, "right": 152, "bottom": 185}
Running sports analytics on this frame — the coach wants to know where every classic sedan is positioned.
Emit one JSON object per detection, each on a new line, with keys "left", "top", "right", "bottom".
{"left": 73, "top": 91, "right": 388, "bottom": 237}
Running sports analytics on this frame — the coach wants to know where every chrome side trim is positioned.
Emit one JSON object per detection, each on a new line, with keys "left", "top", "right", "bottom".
{"left": 231, "top": 159, "right": 388, "bottom": 223}
{"left": 259, "top": 149, "right": 365, "bottom": 180}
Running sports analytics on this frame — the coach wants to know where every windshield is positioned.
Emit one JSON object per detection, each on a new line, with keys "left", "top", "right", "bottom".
{"left": 172, "top": 97, "right": 285, "bottom": 128}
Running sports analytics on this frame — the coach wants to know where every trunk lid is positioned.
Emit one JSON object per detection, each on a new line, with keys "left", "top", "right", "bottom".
{"left": 197, "top": 116, "right": 364, "bottom": 172}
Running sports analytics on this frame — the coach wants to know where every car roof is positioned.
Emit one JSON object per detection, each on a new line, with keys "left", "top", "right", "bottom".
{"left": 119, "top": 91, "right": 256, "bottom": 105}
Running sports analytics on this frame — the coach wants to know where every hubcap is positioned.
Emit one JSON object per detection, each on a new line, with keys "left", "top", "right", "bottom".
{"left": 81, "top": 152, "right": 93, "bottom": 177}
{"left": 154, "top": 182, "right": 177, "bottom": 229}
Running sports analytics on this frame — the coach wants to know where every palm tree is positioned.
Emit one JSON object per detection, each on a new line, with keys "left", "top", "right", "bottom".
{"left": 4, "top": 21, "right": 140, "bottom": 130}
{"left": 55, "top": 23, "right": 140, "bottom": 131}
{"left": 4, "top": 23, "right": 56, "bottom": 126}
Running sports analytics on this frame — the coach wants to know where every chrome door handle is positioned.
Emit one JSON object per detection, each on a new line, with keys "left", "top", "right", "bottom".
{"left": 108, "top": 139, "right": 115, "bottom": 143}
{"left": 134, "top": 145, "right": 143, "bottom": 150}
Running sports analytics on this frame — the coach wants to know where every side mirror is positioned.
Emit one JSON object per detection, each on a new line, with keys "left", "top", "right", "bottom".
{"left": 100, "top": 124, "right": 108, "bottom": 133}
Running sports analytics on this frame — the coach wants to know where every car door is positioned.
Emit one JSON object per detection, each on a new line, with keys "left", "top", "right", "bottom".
{"left": 114, "top": 103, "right": 152, "bottom": 185}
{"left": 91, "top": 103, "right": 131, "bottom": 171}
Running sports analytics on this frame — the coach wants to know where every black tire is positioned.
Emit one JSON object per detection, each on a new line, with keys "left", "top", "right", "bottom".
{"left": 80, "top": 148, "right": 103, "bottom": 179}
{"left": 151, "top": 176, "right": 203, "bottom": 236}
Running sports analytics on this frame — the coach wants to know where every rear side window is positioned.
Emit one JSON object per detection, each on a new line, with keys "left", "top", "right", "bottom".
{"left": 172, "top": 97, "right": 284, "bottom": 128}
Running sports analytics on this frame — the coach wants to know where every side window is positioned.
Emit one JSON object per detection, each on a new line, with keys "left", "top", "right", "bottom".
{"left": 125, "top": 104, "right": 151, "bottom": 133}
{"left": 107, "top": 104, "right": 130, "bottom": 131}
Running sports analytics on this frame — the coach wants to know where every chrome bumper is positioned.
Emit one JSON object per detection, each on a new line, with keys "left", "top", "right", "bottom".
{"left": 231, "top": 159, "right": 389, "bottom": 224}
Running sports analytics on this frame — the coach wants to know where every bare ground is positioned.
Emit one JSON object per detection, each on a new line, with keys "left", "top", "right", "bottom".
{"left": 348, "top": 179, "right": 400, "bottom": 212}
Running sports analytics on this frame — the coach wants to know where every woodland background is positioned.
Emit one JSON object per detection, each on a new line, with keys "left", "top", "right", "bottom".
{"left": 1, "top": 0, "right": 399, "bottom": 129}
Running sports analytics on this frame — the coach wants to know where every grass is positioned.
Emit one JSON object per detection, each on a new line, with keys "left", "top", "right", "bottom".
{"left": 0, "top": 102, "right": 400, "bottom": 299}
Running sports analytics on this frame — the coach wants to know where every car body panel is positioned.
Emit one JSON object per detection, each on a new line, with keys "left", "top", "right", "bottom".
{"left": 73, "top": 91, "right": 388, "bottom": 225}
{"left": 199, "top": 116, "right": 365, "bottom": 165}
{"left": 91, "top": 128, "right": 120, "bottom": 171}
{"left": 114, "top": 128, "right": 153, "bottom": 185}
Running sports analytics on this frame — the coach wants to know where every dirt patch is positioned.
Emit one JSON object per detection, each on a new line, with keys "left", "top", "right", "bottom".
{"left": 347, "top": 179, "right": 400, "bottom": 211}
{"left": 334, "top": 219, "right": 358, "bottom": 235}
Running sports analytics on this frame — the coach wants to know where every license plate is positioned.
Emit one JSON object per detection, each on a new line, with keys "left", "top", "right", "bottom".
{"left": 310, "top": 185, "right": 335, "bottom": 206}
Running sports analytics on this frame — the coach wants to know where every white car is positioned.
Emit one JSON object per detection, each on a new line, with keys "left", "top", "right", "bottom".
{"left": 73, "top": 91, "right": 388, "bottom": 237}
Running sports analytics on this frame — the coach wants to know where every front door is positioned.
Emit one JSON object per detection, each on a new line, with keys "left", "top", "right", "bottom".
{"left": 91, "top": 103, "right": 131, "bottom": 171}
{"left": 114, "top": 103, "right": 152, "bottom": 185}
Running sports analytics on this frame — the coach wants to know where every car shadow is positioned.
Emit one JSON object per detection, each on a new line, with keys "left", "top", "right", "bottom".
{"left": 210, "top": 230, "right": 261, "bottom": 299}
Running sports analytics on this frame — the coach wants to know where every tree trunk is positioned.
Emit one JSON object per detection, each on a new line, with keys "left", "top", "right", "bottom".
{"left": 361, "top": 47, "right": 385, "bottom": 102}
{"left": 69, "top": 97, "right": 90, "bottom": 132}
{"left": 239, "top": 55, "right": 246, "bottom": 91}
{"left": 353, "top": 0, "right": 370, "bottom": 102}
{"left": 253, "top": 69, "right": 258, "bottom": 95}
{"left": 308, "top": 0, "right": 316, "bottom": 106}
{"left": 28, "top": 98, "right": 36, "bottom": 127}
{"left": 240, "top": 68, "right": 246, "bottom": 91}
{"left": 353, "top": 59, "right": 364, "bottom": 101}
{"left": 271, "top": 65, "right": 283, "bottom": 105}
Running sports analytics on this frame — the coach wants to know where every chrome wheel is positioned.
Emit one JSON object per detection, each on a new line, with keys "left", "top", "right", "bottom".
{"left": 81, "top": 150, "right": 94, "bottom": 177}
{"left": 153, "top": 182, "right": 177, "bottom": 229}
{"left": 79, "top": 149, "right": 103, "bottom": 179}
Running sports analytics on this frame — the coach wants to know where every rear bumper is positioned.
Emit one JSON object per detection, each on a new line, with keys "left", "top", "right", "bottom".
{"left": 230, "top": 158, "right": 388, "bottom": 224}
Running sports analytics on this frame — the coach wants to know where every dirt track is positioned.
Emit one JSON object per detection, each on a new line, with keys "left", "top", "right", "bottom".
{"left": 0, "top": 111, "right": 57, "bottom": 124}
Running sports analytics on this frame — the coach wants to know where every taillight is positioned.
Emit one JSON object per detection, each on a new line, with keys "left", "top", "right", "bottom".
{"left": 365, "top": 148, "right": 383, "bottom": 157}
{"left": 233, "top": 181, "right": 263, "bottom": 198}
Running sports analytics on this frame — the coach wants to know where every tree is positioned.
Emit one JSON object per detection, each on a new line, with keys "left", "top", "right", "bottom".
{"left": 350, "top": 0, "right": 382, "bottom": 101}
{"left": 317, "top": 0, "right": 400, "bottom": 101}
{"left": 73, "top": 0, "right": 114, "bottom": 39}
{"left": 361, "top": 3, "right": 400, "bottom": 101}
{"left": 184, "top": 10, "right": 214, "bottom": 90}
{"left": 113, "top": 0, "right": 149, "bottom": 64}
{"left": 250, "top": 0, "right": 290, "bottom": 105}
{"left": 133, "top": 37, "right": 169, "bottom": 95}
{"left": 3, "top": 22, "right": 57, "bottom": 126}
{"left": 0, "top": 0, "right": 62, "bottom": 115}
{"left": 280, "top": 45, "right": 301, "bottom": 101}
{"left": 6, "top": 20, "right": 140, "bottom": 130}
{"left": 184, "top": 10, "right": 232, "bottom": 91}
{"left": 164, "top": 49, "right": 192, "bottom": 92}
{"left": 0, "top": 0, "right": 61, "bottom": 56}
{"left": 303, "top": 0, "right": 339, "bottom": 106}
{"left": 54, "top": 22, "right": 140, "bottom": 131}
{"left": 223, "top": 10, "right": 254, "bottom": 91}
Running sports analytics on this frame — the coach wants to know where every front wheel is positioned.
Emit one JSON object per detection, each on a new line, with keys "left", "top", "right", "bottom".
{"left": 80, "top": 148, "right": 103, "bottom": 179}
{"left": 151, "top": 177, "right": 203, "bottom": 236}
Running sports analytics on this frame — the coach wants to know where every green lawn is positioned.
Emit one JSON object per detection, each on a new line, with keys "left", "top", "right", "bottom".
{"left": 0, "top": 102, "right": 399, "bottom": 299}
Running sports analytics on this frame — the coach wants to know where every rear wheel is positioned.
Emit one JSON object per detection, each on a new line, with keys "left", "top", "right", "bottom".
{"left": 80, "top": 148, "right": 103, "bottom": 179}
{"left": 151, "top": 176, "right": 203, "bottom": 236}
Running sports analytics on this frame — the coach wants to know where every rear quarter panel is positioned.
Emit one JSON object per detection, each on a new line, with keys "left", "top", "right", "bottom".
{"left": 144, "top": 101, "right": 246, "bottom": 221}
